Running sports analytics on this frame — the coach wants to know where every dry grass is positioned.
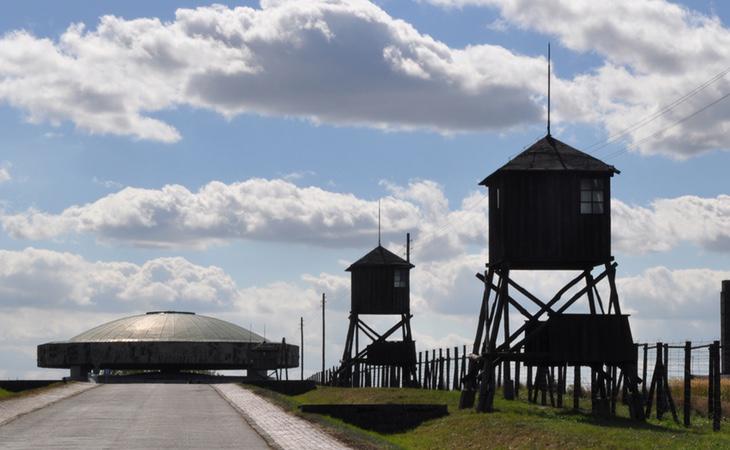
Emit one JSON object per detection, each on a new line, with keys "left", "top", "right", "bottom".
{"left": 668, "top": 377, "right": 730, "bottom": 417}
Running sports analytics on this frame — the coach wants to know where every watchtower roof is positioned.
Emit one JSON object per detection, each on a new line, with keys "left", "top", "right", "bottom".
{"left": 346, "top": 245, "right": 414, "bottom": 271}
{"left": 480, "top": 135, "right": 619, "bottom": 186}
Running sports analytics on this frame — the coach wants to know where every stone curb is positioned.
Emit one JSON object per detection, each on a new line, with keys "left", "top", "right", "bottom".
{"left": 213, "top": 384, "right": 284, "bottom": 450}
{"left": 212, "top": 384, "right": 351, "bottom": 450}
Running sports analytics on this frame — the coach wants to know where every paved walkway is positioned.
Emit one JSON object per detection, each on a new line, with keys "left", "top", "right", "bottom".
{"left": 0, "top": 384, "right": 269, "bottom": 449}
{"left": 214, "top": 384, "right": 351, "bottom": 450}
{"left": 0, "top": 382, "right": 97, "bottom": 426}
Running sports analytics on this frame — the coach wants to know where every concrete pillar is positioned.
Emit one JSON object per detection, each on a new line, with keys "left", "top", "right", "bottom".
{"left": 246, "top": 370, "right": 269, "bottom": 380}
{"left": 69, "top": 366, "right": 89, "bottom": 381}
{"left": 722, "top": 280, "right": 730, "bottom": 375}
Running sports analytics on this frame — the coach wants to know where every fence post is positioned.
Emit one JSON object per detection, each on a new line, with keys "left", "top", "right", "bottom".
{"left": 461, "top": 344, "right": 467, "bottom": 385}
{"left": 431, "top": 349, "right": 437, "bottom": 389}
{"left": 713, "top": 341, "right": 721, "bottom": 432}
{"left": 446, "top": 348, "right": 451, "bottom": 391}
{"left": 527, "top": 364, "right": 533, "bottom": 403}
{"left": 453, "top": 346, "right": 460, "bottom": 390}
{"left": 709, "top": 345, "right": 715, "bottom": 416}
{"left": 573, "top": 365, "right": 580, "bottom": 410}
{"left": 643, "top": 343, "right": 649, "bottom": 400}
{"left": 557, "top": 364, "right": 564, "bottom": 408}
{"left": 656, "top": 342, "right": 665, "bottom": 419}
{"left": 684, "top": 341, "right": 691, "bottom": 427}
{"left": 439, "top": 348, "right": 445, "bottom": 390}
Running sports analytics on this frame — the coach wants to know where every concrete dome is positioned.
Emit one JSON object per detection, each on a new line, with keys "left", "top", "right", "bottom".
{"left": 69, "top": 311, "right": 267, "bottom": 343}
{"left": 38, "top": 311, "right": 298, "bottom": 377}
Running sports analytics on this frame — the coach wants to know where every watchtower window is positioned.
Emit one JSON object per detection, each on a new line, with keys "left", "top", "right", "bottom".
{"left": 394, "top": 270, "right": 407, "bottom": 288}
{"left": 580, "top": 178, "right": 604, "bottom": 214}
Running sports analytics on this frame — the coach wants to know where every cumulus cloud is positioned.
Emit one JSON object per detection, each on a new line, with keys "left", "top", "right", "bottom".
{"left": 426, "top": 0, "right": 730, "bottom": 158}
{"left": 0, "top": 245, "right": 727, "bottom": 377}
{"left": 92, "top": 176, "right": 123, "bottom": 190}
{"left": 619, "top": 266, "right": 730, "bottom": 321}
{"left": 408, "top": 250, "right": 730, "bottom": 342}
{"left": 0, "top": 0, "right": 547, "bottom": 142}
{"left": 613, "top": 195, "right": 730, "bottom": 254}
{"left": 4, "top": 176, "right": 727, "bottom": 257}
{"left": 0, "top": 247, "right": 333, "bottom": 352}
{"left": 0, "top": 247, "right": 239, "bottom": 310}
{"left": 0, "top": 163, "right": 11, "bottom": 184}
{"left": 1, "top": 178, "right": 487, "bottom": 256}
{"left": 0, "top": 247, "right": 350, "bottom": 377}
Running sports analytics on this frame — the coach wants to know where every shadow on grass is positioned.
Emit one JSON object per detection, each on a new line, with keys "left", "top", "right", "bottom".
{"left": 553, "top": 409, "right": 682, "bottom": 432}
{"left": 490, "top": 397, "right": 684, "bottom": 433}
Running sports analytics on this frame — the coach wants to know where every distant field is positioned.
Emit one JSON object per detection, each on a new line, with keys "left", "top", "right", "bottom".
{"left": 248, "top": 385, "right": 730, "bottom": 449}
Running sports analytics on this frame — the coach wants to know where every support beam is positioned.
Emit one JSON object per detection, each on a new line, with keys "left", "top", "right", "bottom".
{"left": 477, "top": 272, "right": 533, "bottom": 319}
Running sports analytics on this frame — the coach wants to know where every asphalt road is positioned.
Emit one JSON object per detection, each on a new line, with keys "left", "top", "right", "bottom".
{"left": 0, "top": 384, "right": 270, "bottom": 449}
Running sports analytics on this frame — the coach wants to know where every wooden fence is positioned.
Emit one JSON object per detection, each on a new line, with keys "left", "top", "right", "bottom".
{"left": 309, "top": 340, "right": 723, "bottom": 430}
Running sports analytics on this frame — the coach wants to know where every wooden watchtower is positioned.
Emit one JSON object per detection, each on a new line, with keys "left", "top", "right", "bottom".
{"left": 459, "top": 134, "right": 645, "bottom": 420}
{"left": 335, "top": 240, "right": 417, "bottom": 387}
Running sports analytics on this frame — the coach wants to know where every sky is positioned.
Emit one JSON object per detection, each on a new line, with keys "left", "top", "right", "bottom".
{"left": 0, "top": 0, "right": 728, "bottom": 379}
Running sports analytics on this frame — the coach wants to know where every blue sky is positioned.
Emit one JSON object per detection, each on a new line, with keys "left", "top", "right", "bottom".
{"left": 0, "top": 0, "right": 728, "bottom": 378}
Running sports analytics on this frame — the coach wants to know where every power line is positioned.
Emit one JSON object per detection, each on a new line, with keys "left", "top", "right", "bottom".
{"left": 586, "top": 65, "right": 730, "bottom": 156}
{"left": 602, "top": 90, "right": 730, "bottom": 161}
{"left": 402, "top": 67, "right": 730, "bottom": 259}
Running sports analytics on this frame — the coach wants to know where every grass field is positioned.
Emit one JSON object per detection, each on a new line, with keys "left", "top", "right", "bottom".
{"left": 247, "top": 385, "right": 730, "bottom": 449}
{"left": 0, "top": 388, "right": 13, "bottom": 400}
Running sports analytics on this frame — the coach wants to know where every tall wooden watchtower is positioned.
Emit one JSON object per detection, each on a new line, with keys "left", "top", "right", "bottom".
{"left": 335, "top": 239, "right": 417, "bottom": 387}
{"left": 459, "top": 134, "right": 645, "bottom": 419}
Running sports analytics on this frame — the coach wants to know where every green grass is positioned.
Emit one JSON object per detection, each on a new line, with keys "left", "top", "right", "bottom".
{"left": 0, "top": 382, "right": 65, "bottom": 402}
{"left": 247, "top": 385, "right": 730, "bottom": 449}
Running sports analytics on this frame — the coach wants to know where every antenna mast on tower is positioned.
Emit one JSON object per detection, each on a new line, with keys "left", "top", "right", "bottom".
{"left": 547, "top": 42, "right": 551, "bottom": 136}
{"left": 378, "top": 199, "right": 381, "bottom": 245}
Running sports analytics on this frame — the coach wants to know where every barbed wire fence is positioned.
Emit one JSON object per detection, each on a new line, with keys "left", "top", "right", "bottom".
{"left": 309, "top": 339, "right": 724, "bottom": 430}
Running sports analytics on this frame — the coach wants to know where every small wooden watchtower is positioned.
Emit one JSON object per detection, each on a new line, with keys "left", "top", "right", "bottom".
{"left": 484, "top": 135, "right": 615, "bottom": 269}
{"left": 459, "top": 134, "right": 645, "bottom": 420}
{"left": 335, "top": 239, "right": 417, "bottom": 387}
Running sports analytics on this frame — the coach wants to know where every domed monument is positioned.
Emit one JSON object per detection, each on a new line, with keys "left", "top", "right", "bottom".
{"left": 37, "top": 311, "right": 298, "bottom": 380}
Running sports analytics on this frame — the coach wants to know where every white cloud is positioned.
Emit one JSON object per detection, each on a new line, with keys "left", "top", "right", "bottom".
{"left": 0, "top": 245, "right": 727, "bottom": 377}
{"left": 425, "top": 0, "right": 730, "bottom": 158}
{"left": 408, "top": 250, "right": 730, "bottom": 343}
{"left": 0, "top": 162, "right": 11, "bottom": 184}
{"left": 4, "top": 176, "right": 727, "bottom": 257}
{"left": 613, "top": 195, "right": 730, "bottom": 254}
{"left": 92, "top": 176, "right": 123, "bottom": 190}
{"left": 1, "top": 178, "right": 487, "bottom": 255}
{"left": 0, "top": 247, "right": 351, "bottom": 378}
{"left": 0, "top": 247, "right": 240, "bottom": 310}
{"left": 618, "top": 266, "right": 730, "bottom": 342}
{"left": 0, "top": 0, "right": 547, "bottom": 143}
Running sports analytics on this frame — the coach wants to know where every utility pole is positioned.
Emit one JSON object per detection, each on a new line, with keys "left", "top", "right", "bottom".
{"left": 406, "top": 232, "right": 410, "bottom": 263}
{"left": 300, "top": 316, "right": 304, "bottom": 380}
{"left": 322, "top": 293, "right": 326, "bottom": 381}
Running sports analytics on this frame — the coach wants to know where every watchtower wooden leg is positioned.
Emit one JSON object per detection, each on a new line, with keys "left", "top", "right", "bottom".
{"left": 459, "top": 268, "right": 495, "bottom": 409}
